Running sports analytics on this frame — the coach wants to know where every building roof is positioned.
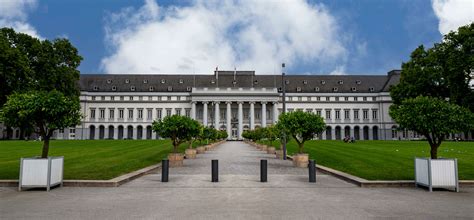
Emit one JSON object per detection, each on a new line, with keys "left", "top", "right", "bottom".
{"left": 79, "top": 70, "right": 401, "bottom": 93}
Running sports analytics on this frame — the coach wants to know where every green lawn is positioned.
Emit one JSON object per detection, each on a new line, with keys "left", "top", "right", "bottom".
{"left": 0, "top": 139, "right": 207, "bottom": 180}
{"left": 260, "top": 140, "right": 474, "bottom": 180}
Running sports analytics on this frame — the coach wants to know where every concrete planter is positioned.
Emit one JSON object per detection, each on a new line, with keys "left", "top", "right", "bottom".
{"left": 415, "top": 157, "right": 459, "bottom": 192}
{"left": 185, "top": 149, "right": 197, "bottom": 159}
{"left": 205, "top": 145, "right": 212, "bottom": 151}
{"left": 293, "top": 154, "right": 309, "bottom": 168}
{"left": 261, "top": 145, "right": 268, "bottom": 151}
{"left": 196, "top": 147, "right": 206, "bottom": 154}
{"left": 276, "top": 150, "right": 285, "bottom": 159}
{"left": 19, "top": 156, "right": 64, "bottom": 191}
{"left": 267, "top": 147, "right": 276, "bottom": 154}
{"left": 168, "top": 153, "right": 184, "bottom": 167}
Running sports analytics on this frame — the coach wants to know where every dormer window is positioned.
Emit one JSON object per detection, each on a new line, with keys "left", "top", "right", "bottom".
{"left": 143, "top": 79, "right": 148, "bottom": 84}
{"left": 232, "top": 81, "right": 237, "bottom": 85}
{"left": 356, "top": 80, "right": 361, "bottom": 85}
{"left": 254, "top": 80, "right": 258, "bottom": 85}
{"left": 369, "top": 87, "right": 375, "bottom": 92}
{"left": 296, "top": 87, "right": 302, "bottom": 92}
{"left": 125, "top": 79, "right": 130, "bottom": 84}
{"left": 106, "top": 79, "right": 112, "bottom": 84}
{"left": 278, "top": 87, "right": 283, "bottom": 92}
{"left": 303, "top": 80, "right": 307, "bottom": 85}
{"left": 93, "top": 86, "right": 98, "bottom": 91}
{"left": 130, "top": 86, "right": 136, "bottom": 91}
{"left": 186, "top": 86, "right": 192, "bottom": 91}
{"left": 112, "top": 86, "right": 117, "bottom": 91}
{"left": 315, "top": 87, "right": 320, "bottom": 92}
{"left": 179, "top": 79, "right": 184, "bottom": 84}
{"left": 161, "top": 79, "right": 166, "bottom": 84}
{"left": 211, "top": 80, "right": 215, "bottom": 84}
{"left": 333, "top": 87, "right": 338, "bottom": 92}
{"left": 149, "top": 86, "right": 154, "bottom": 91}
{"left": 167, "top": 86, "right": 172, "bottom": 91}
{"left": 321, "top": 80, "right": 326, "bottom": 85}
{"left": 351, "top": 87, "right": 357, "bottom": 92}
{"left": 285, "top": 80, "right": 289, "bottom": 85}
{"left": 338, "top": 80, "right": 343, "bottom": 85}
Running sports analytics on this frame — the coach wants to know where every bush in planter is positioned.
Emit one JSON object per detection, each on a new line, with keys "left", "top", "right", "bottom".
{"left": 152, "top": 115, "right": 201, "bottom": 165}
{"left": 277, "top": 111, "right": 325, "bottom": 167}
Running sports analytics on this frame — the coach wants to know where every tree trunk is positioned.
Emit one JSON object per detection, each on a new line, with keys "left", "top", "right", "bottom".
{"left": 188, "top": 140, "right": 193, "bottom": 149}
{"left": 430, "top": 144, "right": 439, "bottom": 159}
{"left": 41, "top": 136, "right": 50, "bottom": 158}
{"left": 298, "top": 142, "right": 304, "bottom": 154}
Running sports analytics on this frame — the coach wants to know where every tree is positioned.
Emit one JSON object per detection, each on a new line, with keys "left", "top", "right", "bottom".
{"left": 186, "top": 121, "right": 202, "bottom": 149}
{"left": 275, "top": 120, "right": 291, "bottom": 147}
{"left": 263, "top": 125, "right": 277, "bottom": 146}
{"left": 390, "top": 23, "right": 474, "bottom": 111}
{"left": 389, "top": 96, "right": 474, "bottom": 159}
{"left": 0, "top": 90, "right": 82, "bottom": 158}
{"left": 152, "top": 115, "right": 201, "bottom": 153}
{"left": 277, "top": 111, "right": 326, "bottom": 154}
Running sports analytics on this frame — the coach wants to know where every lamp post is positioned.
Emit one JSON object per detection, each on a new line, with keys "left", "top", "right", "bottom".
{"left": 281, "top": 63, "right": 287, "bottom": 160}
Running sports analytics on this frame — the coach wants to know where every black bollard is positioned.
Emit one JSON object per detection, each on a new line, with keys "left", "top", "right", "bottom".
{"left": 161, "top": 159, "right": 169, "bottom": 182}
{"left": 212, "top": 160, "right": 218, "bottom": 182}
{"left": 261, "top": 159, "right": 267, "bottom": 182}
{"left": 309, "top": 160, "right": 316, "bottom": 183}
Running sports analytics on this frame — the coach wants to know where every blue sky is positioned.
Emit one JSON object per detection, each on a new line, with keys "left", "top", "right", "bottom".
{"left": 1, "top": 0, "right": 472, "bottom": 75}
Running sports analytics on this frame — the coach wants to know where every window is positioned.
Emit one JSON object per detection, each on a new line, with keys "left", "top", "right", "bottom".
{"left": 344, "top": 97, "right": 349, "bottom": 101}
{"left": 244, "top": 110, "right": 248, "bottom": 119}
{"left": 372, "top": 97, "right": 376, "bottom": 101}
{"left": 149, "top": 86, "right": 154, "bottom": 91}
{"left": 325, "top": 97, "right": 330, "bottom": 101}
{"left": 131, "top": 86, "right": 136, "bottom": 91}
{"left": 157, "top": 109, "right": 162, "bottom": 120}
{"left": 354, "top": 110, "right": 359, "bottom": 119}
{"left": 303, "top": 80, "right": 307, "bottom": 84}
{"left": 392, "top": 128, "right": 398, "bottom": 139}
{"left": 335, "top": 110, "right": 340, "bottom": 120}
{"left": 321, "top": 80, "right": 326, "bottom": 85}
{"left": 211, "top": 79, "right": 215, "bottom": 84}
{"left": 344, "top": 110, "right": 350, "bottom": 119}
{"left": 92, "top": 96, "right": 96, "bottom": 101}
{"left": 130, "top": 96, "right": 134, "bottom": 101}
{"left": 354, "top": 97, "right": 358, "bottom": 101}
{"left": 351, "top": 87, "right": 357, "bottom": 92}
{"left": 335, "top": 97, "right": 339, "bottom": 101}
{"left": 111, "top": 96, "right": 115, "bottom": 101}
{"left": 285, "top": 80, "right": 289, "bottom": 85}
{"left": 177, "top": 96, "right": 181, "bottom": 101}
{"left": 372, "top": 109, "right": 378, "bottom": 120}
{"left": 139, "top": 96, "right": 143, "bottom": 101}
{"left": 166, "top": 109, "right": 171, "bottom": 116}
{"left": 254, "top": 80, "right": 258, "bottom": 85}
{"left": 147, "top": 109, "right": 153, "bottom": 119}
{"left": 93, "top": 86, "right": 98, "bottom": 91}
{"left": 306, "top": 109, "right": 312, "bottom": 113}
{"left": 296, "top": 87, "right": 302, "bottom": 92}
{"left": 109, "top": 109, "right": 115, "bottom": 119}
{"left": 90, "top": 109, "right": 96, "bottom": 119}
{"left": 128, "top": 109, "right": 134, "bottom": 119}
{"left": 316, "top": 110, "right": 322, "bottom": 116}
{"left": 161, "top": 79, "right": 166, "bottom": 84}
{"left": 315, "top": 87, "right": 320, "bottom": 92}
{"left": 143, "top": 79, "right": 148, "bottom": 84}
{"left": 148, "top": 96, "right": 153, "bottom": 101}
{"left": 356, "top": 80, "right": 361, "bottom": 85}
{"left": 99, "top": 109, "right": 105, "bottom": 119}
{"left": 112, "top": 86, "right": 117, "bottom": 91}
{"left": 316, "top": 97, "right": 321, "bottom": 101}
{"left": 338, "top": 80, "right": 343, "bottom": 85}
{"left": 179, "top": 79, "right": 184, "bottom": 84}
{"left": 186, "top": 86, "right": 192, "bottom": 91}
{"left": 107, "top": 79, "right": 112, "bottom": 84}
{"left": 369, "top": 87, "right": 374, "bottom": 92}
{"left": 120, "top": 96, "right": 124, "bottom": 101}
{"left": 363, "top": 110, "right": 369, "bottom": 120}
{"left": 256, "top": 112, "right": 260, "bottom": 120}
{"left": 101, "top": 96, "right": 105, "bottom": 101}
{"left": 278, "top": 87, "right": 283, "bottom": 92}
{"left": 185, "top": 109, "right": 191, "bottom": 117}
{"left": 176, "top": 109, "right": 181, "bottom": 116}
{"left": 363, "top": 97, "right": 367, "bottom": 101}
{"left": 119, "top": 109, "right": 124, "bottom": 119}
{"left": 69, "top": 128, "right": 75, "bottom": 133}
{"left": 298, "top": 96, "right": 302, "bottom": 101}
{"left": 167, "top": 86, "right": 172, "bottom": 91}
{"left": 333, "top": 87, "right": 338, "bottom": 92}
{"left": 138, "top": 109, "right": 143, "bottom": 119}
{"left": 125, "top": 79, "right": 130, "bottom": 84}
{"left": 325, "top": 110, "right": 331, "bottom": 119}
{"left": 167, "top": 96, "right": 171, "bottom": 101}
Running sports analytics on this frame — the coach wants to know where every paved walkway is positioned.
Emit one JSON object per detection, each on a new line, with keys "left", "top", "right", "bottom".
{"left": 125, "top": 141, "right": 354, "bottom": 188}
{"left": 1, "top": 141, "right": 473, "bottom": 219}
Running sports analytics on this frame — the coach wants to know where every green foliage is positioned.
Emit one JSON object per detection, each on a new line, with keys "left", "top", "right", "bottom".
{"left": 0, "top": 90, "right": 82, "bottom": 157}
{"left": 152, "top": 115, "right": 201, "bottom": 153}
{"left": 389, "top": 96, "right": 474, "bottom": 158}
{"left": 218, "top": 130, "right": 228, "bottom": 139}
{"left": 390, "top": 23, "right": 474, "bottom": 111}
{"left": 0, "top": 28, "right": 83, "bottom": 106}
{"left": 277, "top": 110, "right": 326, "bottom": 153}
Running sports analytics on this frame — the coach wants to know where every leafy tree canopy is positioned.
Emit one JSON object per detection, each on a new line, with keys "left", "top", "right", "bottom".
{"left": 277, "top": 111, "right": 326, "bottom": 153}
{"left": 0, "top": 90, "right": 82, "bottom": 158}
{"left": 390, "top": 23, "right": 474, "bottom": 111}
{"left": 152, "top": 115, "right": 201, "bottom": 153}
{"left": 389, "top": 96, "right": 474, "bottom": 159}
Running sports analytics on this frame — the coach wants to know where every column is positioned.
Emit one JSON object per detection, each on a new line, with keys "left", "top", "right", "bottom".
{"left": 249, "top": 102, "right": 255, "bottom": 130}
{"left": 214, "top": 102, "right": 220, "bottom": 129}
{"left": 113, "top": 126, "right": 118, "bottom": 140}
{"left": 331, "top": 126, "right": 336, "bottom": 140}
{"left": 203, "top": 102, "right": 208, "bottom": 127}
{"left": 191, "top": 102, "right": 196, "bottom": 119}
{"left": 94, "top": 125, "right": 99, "bottom": 140}
{"left": 238, "top": 102, "right": 243, "bottom": 140}
{"left": 322, "top": 129, "right": 327, "bottom": 140}
{"left": 261, "top": 102, "right": 267, "bottom": 128}
{"left": 132, "top": 126, "right": 137, "bottom": 140}
{"left": 226, "top": 102, "right": 232, "bottom": 140}
{"left": 272, "top": 102, "right": 278, "bottom": 124}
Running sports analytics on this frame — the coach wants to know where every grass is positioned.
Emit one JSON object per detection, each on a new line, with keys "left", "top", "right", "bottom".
{"left": 0, "top": 139, "right": 212, "bottom": 180}
{"left": 259, "top": 140, "right": 474, "bottom": 180}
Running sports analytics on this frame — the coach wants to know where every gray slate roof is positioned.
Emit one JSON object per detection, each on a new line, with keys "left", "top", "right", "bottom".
{"left": 80, "top": 70, "right": 400, "bottom": 93}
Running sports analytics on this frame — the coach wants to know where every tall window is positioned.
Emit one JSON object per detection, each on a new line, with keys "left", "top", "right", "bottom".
{"left": 157, "top": 109, "right": 162, "bottom": 120}
{"left": 363, "top": 110, "right": 369, "bottom": 120}
{"left": 186, "top": 109, "right": 191, "bottom": 117}
{"left": 316, "top": 110, "right": 321, "bottom": 116}
{"left": 147, "top": 109, "right": 153, "bottom": 119}
{"left": 166, "top": 109, "right": 171, "bottom": 116}
{"left": 325, "top": 110, "right": 331, "bottom": 119}
{"left": 138, "top": 109, "right": 143, "bottom": 119}
{"left": 90, "top": 109, "right": 96, "bottom": 119}
{"left": 344, "top": 110, "right": 350, "bottom": 119}
{"left": 128, "top": 109, "right": 134, "bottom": 119}
{"left": 119, "top": 109, "right": 124, "bottom": 119}
{"left": 354, "top": 110, "right": 359, "bottom": 119}
{"left": 335, "top": 110, "right": 340, "bottom": 120}
{"left": 99, "top": 109, "right": 105, "bottom": 119}
{"left": 372, "top": 109, "right": 378, "bottom": 119}
{"left": 176, "top": 109, "right": 181, "bottom": 116}
{"left": 109, "top": 109, "right": 115, "bottom": 119}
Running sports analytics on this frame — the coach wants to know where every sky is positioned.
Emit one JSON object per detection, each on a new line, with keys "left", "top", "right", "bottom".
{"left": 0, "top": 0, "right": 473, "bottom": 75}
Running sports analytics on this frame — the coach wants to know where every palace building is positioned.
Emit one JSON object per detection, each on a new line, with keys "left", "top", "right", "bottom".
{"left": 2, "top": 69, "right": 472, "bottom": 141}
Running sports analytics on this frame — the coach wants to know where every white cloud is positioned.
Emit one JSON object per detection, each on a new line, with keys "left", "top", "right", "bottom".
{"left": 0, "top": 0, "right": 41, "bottom": 38}
{"left": 431, "top": 0, "right": 474, "bottom": 35}
{"left": 329, "top": 66, "right": 346, "bottom": 75}
{"left": 101, "top": 0, "right": 348, "bottom": 74}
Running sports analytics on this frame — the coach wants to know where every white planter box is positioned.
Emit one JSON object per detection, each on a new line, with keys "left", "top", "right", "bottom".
{"left": 415, "top": 157, "right": 458, "bottom": 192}
{"left": 19, "top": 156, "right": 64, "bottom": 191}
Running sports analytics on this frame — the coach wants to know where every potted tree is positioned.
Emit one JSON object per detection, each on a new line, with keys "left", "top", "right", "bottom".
{"left": 265, "top": 125, "right": 277, "bottom": 154}
{"left": 152, "top": 115, "right": 200, "bottom": 167}
{"left": 390, "top": 96, "right": 473, "bottom": 191}
{"left": 184, "top": 121, "right": 201, "bottom": 159}
{"left": 275, "top": 122, "right": 291, "bottom": 159}
{"left": 1, "top": 91, "right": 81, "bottom": 191}
{"left": 277, "top": 111, "right": 326, "bottom": 167}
